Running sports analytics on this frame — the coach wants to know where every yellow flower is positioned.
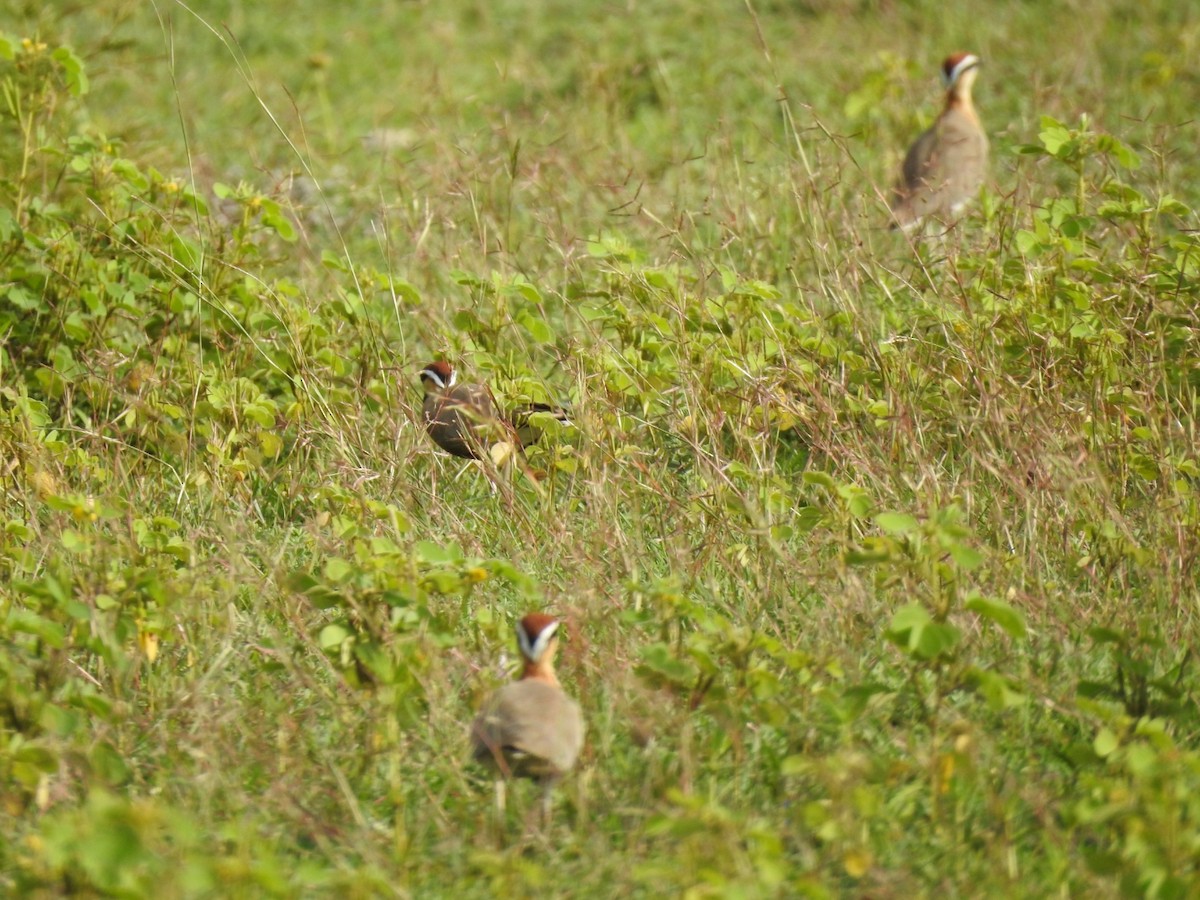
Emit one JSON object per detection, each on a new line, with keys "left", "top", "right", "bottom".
{"left": 138, "top": 628, "right": 160, "bottom": 664}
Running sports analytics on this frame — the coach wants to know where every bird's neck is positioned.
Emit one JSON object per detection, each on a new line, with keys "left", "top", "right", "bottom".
{"left": 945, "top": 89, "right": 973, "bottom": 109}
{"left": 522, "top": 660, "right": 560, "bottom": 685}
{"left": 945, "top": 69, "right": 978, "bottom": 115}
{"left": 944, "top": 88, "right": 980, "bottom": 124}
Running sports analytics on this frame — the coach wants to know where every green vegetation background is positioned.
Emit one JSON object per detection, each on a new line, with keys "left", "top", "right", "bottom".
{"left": 1, "top": 0, "right": 1198, "bottom": 896}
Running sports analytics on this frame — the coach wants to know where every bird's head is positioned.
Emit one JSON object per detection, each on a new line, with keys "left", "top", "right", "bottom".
{"left": 516, "top": 613, "right": 565, "bottom": 684}
{"left": 941, "top": 52, "right": 981, "bottom": 91}
{"left": 419, "top": 360, "right": 457, "bottom": 392}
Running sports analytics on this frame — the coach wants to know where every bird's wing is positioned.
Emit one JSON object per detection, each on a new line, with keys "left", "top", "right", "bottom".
{"left": 471, "top": 682, "right": 582, "bottom": 777}
{"left": 892, "top": 109, "right": 986, "bottom": 227}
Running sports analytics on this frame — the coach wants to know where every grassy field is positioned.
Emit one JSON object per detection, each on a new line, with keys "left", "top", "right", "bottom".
{"left": 2, "top": 0, "right": 1199, "bottom": 896}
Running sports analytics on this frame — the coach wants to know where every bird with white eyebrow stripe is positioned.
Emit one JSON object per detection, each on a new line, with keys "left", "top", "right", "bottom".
{"left": 470, "top": 613, "right": 585, "bottom": 827}
{"left": 890, "top": 52, "right": 989, "bottom": 232}
{"left": 419, "top": 361, "right": 572, "bottom": 465}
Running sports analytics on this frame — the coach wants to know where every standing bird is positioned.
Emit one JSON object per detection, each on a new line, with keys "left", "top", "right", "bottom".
{"left": 419, "top": 361, "right": 571, "bottom": 463}
{"left": 890, "top": 52, "right": 988, "bottom": 232}
{"left": 471, "top": 613, "right": 585, "bottom": 825}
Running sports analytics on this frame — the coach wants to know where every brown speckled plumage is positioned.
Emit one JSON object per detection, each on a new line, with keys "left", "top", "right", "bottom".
{"left": 470, "top": 614, "right": 584, "bottom": 822}
{"left": 891, "top": 53, "right": 988, "bottom": 231}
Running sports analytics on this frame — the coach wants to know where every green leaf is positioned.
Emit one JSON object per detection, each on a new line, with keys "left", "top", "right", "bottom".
{"left": 319, "top": 623, "right": 351, "bottom": 650}
{"left": 52, "top": 45, "right": 89, "bottom": 95}
{"left": 966, "top": 595, "right": 1027, "bottom": 640}
{"left": 844, "top": 492, "right": 872, "bottom": 518}
{"left": 889, "top": 603, "right": 931, "bottom": 635}
{"left": 39, "top": 703, "right": 80, "bottom": 737}
{"left": 836, "top": 683, "right": 890, "bottom": 721}
{"left": 1015, "top": 229, "right": 1044, "bottom": 255}
{"left": 8, "top": 609, "right": 66, "bottom": 648}
{"left": 780, "top": 755, "right": 809, "bottom": 776}
{"left": 968, "top": 668, "right": 1027, "bottom": 710}
{"left": 517, "top": 311, "right": 553, "bottom": 343}
{"left": 948, "top": 543, "right": 984, "bottom": 571}
{"left": 172, "top": 234, "right": 202, "bottom": 271}
{"left": 323, "top": 557, "right": 354, "bottom": 583}
{"left": 875, "top": 512, "right": 919, "bottom": 536}
{"left": 844, "top": 540, "right": 894, "bottom": 565}
{"left": 244, "top": 399, "right": 277, "bottom": 427}
{"left": 793, "top": 506, "right": 824, "bottom": 533}
{"left": 90, "top": 740, "right": 131, "bottom": 785}
{"left": 353, "top": 641, "right": 394, "bottom": 683}
{"left": 413, "top": 541, "right": 463, "bottom": 565}
{"left": 261, "top": 205, "right": 298, "bottom": 242}
{"left": 1087, "top": 626, "right": 1125, "bottom": 646}
{"left": 1038, "top": 118, "right": 1071, "bottom": 156}
{"left": 1098, "top": 135, "right": 1141, "bottom": 170}
{"left": 7, "top": 285, "right": 41, "bottom": 311}
{"left": 801, "top": 471, "right": 836, "bottom": 489}
{"left": 577, "top": 301, "right": 612, "bottom": 322}
{"left": 1093, "top": 728, "right": 1119, "bottom": 758}
{"left": 514, "top": 282, "right": 542, "bottom": 304}
{"left": 60, "top": 529, "right": 87, "bottom": 552}
{"left": 636, "top": 643, "right": 698, "bottom": 687}
{"left": 915, "top": 622, "right": 961, "bottom": 659}
{"left": 886, "top": 605, "right": 961, "bottom": 660}
{"left": 15, "top": 743, "right": 58, "bottom": 773}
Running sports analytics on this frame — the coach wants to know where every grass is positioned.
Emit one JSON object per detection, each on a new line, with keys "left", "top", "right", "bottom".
{"left": 1, "top": 0, "right": 1199, "bottom": 896}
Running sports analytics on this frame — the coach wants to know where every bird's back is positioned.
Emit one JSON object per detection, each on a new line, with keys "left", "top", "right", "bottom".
{"left": 471, "top": 680, "right": 584, "bottom": 780}
{"left": 423, "top": 383, "right": 506, "bottom": 459}
{"left": 508, "top": 402, "right": 572, "bottom": 450}
{"left": 892, "top": 106, "right": 987, "bottom": 228}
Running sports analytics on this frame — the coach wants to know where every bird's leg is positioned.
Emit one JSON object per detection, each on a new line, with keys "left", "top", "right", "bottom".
{"left": 517, "top": 785, "right": 553, "bottom": 844}
{"left": 540, "top": 785, "right": 554, "bottom": 830}
{"left": 494, "top": 778, "right": 506, "bottom": 816}
{"left": 491, "top": 778, "right": 507, "bottom": 846}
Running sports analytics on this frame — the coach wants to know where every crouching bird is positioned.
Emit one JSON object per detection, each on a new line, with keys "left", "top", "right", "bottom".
{"left": 471, "top": 613, "right": 585, "bottom": 827}
{"left": 890, "top": 52, "right": 988, "bottom": 232}
{"left": 419, "top": 361, "right": 571, "bottom": 464}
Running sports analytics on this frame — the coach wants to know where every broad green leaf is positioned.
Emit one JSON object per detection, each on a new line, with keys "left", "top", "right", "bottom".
{"left": 518, "top": 311, "right": 552, "bottom": 343}
{"left": 262, "top": 205, "right": 298, "bottom": 242}
{"left": 413, "top": 540, "right": 463, "bottom": 565}
{"left": 947, "top": 543, "right": 984, "bottom": 571}
{"left": 966, "top": 595, "right": 1027, "bottom": 640}
{"left": 8, "top": 609, "right": 66, "bottom": 648}
{"left": 1093, "top": 728, "right": 1119, "bottom": 758}
{"left": 636, "top": 643, "right": 698, "bottom": 686}
{"left": 889, "top": 603, "right": 931, "bottom": 635}
{"left": 844, "top": 492, "right": 872, "bottom": 518}
{"left": 1038, "top": 118, "right": 1071, "bottom": 155}
{"left": 875, "top": 512, "right": 919, "bottom": 536}
{"left": 1087, "top": 626, "right": 1125, "bottom": 646}
{"left": 802, "top": 471, "right": 836, "bottom": 489}
{"left": 318, "top": 623, "right": 351, "bottom": 650}
{"left": 90, "top": 741, "right": 131, "bottom": 785}
{"left": 14, "top": 743, "right": 58, "bottom": 773}
{"left": 323, "top": 557, "right": 354, "bottom": 583}
{"left": 968, "top": 667, "right": 1027, "bottom": 710}
{"left": 915, "top": 622, "right": 961, "bottom": 659}
{"left": 52, "top": 45, "right": 89, "bottom": 95}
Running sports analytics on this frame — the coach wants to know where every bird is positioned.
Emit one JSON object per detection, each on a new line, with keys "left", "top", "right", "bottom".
{"left": 890, "top": 52, "right": 988, "bottom": 232}
{"left": 470, "top": 612, "right": 585, "bottom": 825}
{"left": 419, "top": 361, "right": 571, "bottom": 463}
